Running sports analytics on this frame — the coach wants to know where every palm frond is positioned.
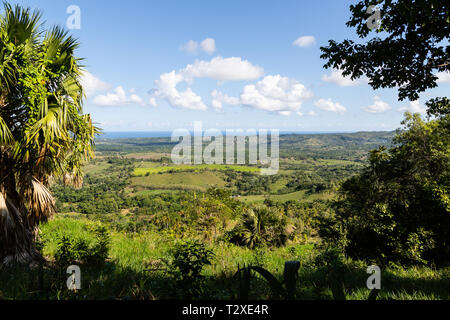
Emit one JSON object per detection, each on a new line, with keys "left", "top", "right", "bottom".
{"left": 43, "top": 25, "right": 80, "bottom": 72}
{"left": 21, "top": 177, "right": 55, "bottom": 226}
{"left": 0, "top": 190, "right": 18, "bottom": 237}
{"left": 27, "top": 106, "right": 67, "bottom": 145}
{"left": 1, "top": 2, "right": 42, "bottom": 47}
{"left": 0, "top": 115, "right": 13, "bottom": 146}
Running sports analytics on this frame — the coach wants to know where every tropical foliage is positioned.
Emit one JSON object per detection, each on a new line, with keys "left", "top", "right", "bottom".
{"left": 321, "top": 110, "right": 450, "bottom": 265}
{"left": 319, "top": 0, "right": 449, "bottom": 266}
{"left": 0, "top": 3, "right": 96, "bottom": 265}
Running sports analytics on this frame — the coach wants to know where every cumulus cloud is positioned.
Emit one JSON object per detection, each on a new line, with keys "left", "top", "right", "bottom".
{"left": 314, "top": 98, "right": 347, "bottom": 113}
{"left": 292, "top": 35, "right": 316, "bottom": 48}
{"left": 322, "top": 69, "right": 366, "bottom": 87}
{"left": 209, "top": 76, "right": 314, "bottom": 115}
{"left": 149, "top": 57, "right": 264, "bottom": 110}
{"left": 93, "top": 86, "right": 145, "bottom": 106}
{"left": 437, "top": 71, "right": 450, "bottom": 83}
{"left": 363, "top": 96, "right": 391, "bottom": 113}
{"left": 181, "top": 38, "right": 217, "bottom": 54}
{"left": 80, "top": 71, "right": 111, "bottom": 96}
{"left": 200, "top": 38, "right": 216, "bottom": 54}
{"left": 398, "top": 100, "right": 427, "bottom": 114}
{"left": 240, "top": 75, "right": 313, "bottom": 114}
{"left": 211, "top": 89, "right": 240, "bottom": 109}
{"left": 150, "top": 71, "right": 207, "bottom": 110}
{"left": 130, "top": 94, "right": 144, "bottom": 105}
{"left": 180, "top": 40, "right": 199, "bottom": 54}
{"left": 183, "top": 56, "right": 264, "bottom": 81}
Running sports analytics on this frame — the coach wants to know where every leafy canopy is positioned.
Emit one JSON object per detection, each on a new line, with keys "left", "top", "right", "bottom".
{"left": 320, "top": 0, "right": 449, "bottom": 101}
{"left": 319, "top": 0, "right": 449, "bottom": 266}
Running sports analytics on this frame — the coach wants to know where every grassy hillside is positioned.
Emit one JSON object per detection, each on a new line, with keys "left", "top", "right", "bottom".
{"left": 3, "top": 132, "right": 446, "bottom": 301}
{"left": 2, "top": 214, "right": 447, "bottom": 300}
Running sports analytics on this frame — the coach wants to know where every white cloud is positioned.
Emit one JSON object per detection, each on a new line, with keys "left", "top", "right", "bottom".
{"left": 183, "top": 56, "right": 264, "bottom": 81}
{"left": 150, "top": 71, "right": 207, "bottom": 110}
{"left": 292, "top": 35, "right": 316, "bottom": 48}
{"left": 200, "top": 38, "right": 216, "bottom": 54}
{"left": 149, "top": 56, "right": 263, "bottom": 110}
{"left": 80, "top": 71, "right": 111, "bottom": 96}
{"left": 322, "top": 69, "right": 366, "bottom": 87}
{"left": 437, "top": 71, "right": 450, "bottom": 83}
{"left": 240, "top": 75, "right": 313, "bottom": 114}
{"left": 130, "top": 94, "right": 144, "bottom": 105}
{"left": 180, "top": 40, "right": 198, "bottom": 54}
{"left": 314, "top": 98, "right": 347, "bottom": 113}
{"left": 93, "top": 86, "right": 145, "bottom": 106}
{"left": 148, "top": 97, "right": 158, "bottom": 107}
{"left": 211, "top": 90, "right": 240, "bottom": 109}
{"left": 81, "top": 71, "right": 144, "bottom": 107}
{"left": 181, "top": 38, "right": 217, "bottom": 55}
{"left": 398, "top": 100, "right": 426, "bottom": 114}
{"left": 363, "top": 96, "right": 391, "bottom": 113}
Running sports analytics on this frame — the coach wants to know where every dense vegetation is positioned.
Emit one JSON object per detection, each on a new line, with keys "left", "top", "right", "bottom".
{"left": 321, "top": 112, "right": 450, "bottom": 266}
{"left": 1, "top": 130, "right": 448, "bottom": 300}
{"left": 0, "top": 0, "right": 449, "bottom": 301}
{"left": 319, "top": 0, "right": 449, "bottom": 268}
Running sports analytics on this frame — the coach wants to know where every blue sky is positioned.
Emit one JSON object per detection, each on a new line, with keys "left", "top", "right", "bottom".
{"left": 12, "top": 0, "right": 450, "bottom": 132}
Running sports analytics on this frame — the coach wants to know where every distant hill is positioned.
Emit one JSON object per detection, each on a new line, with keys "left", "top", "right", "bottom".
{"left": 95, "top": 131, "right": 395, "bottom": 161}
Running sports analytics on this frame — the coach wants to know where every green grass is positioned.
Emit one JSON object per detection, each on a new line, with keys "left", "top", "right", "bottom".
{"left": 125, "top": 152, "right": 170, "bottom": 160}
{"left": 130, "top": 171, "right": 228, "bottom": 191}
{"left": 129, "top": 189, "right": 177, "bottom": 197}
{"left": 84, "top": 161, "right": 112, "bottom": 175}
{"left": 240, "top": 190, "right": 335, "bottom": 203}
{"left": 133, "top": 164, "right": 261, "bottom": 176}
{"left": 134, "top": 161, "right": 161, "bottom": 169}
{"left": 317, "top": 159, "right": 363, "bottom": 166}
{"left": 7, "top": 215, "right": 442, "bottom": 300}
{"left": 268, "top": 176, "right": 290, "bottom": 193}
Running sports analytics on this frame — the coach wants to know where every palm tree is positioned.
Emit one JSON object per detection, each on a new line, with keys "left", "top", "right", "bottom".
{"left": 240, "top": 208, "right": 262, "bottom": 249}
{"left": 240, "top": 205, "right": 287, "bottom": 249}
{"left": 0, "top": 3, "right": 97, "bottom": 265}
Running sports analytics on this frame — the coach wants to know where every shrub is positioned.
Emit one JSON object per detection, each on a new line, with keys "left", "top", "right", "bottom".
{"left": 54, "top": 226, "right": 110, "bottom": 268}
{"left": 168, "top": 240, "right": 215, "bottom": 299}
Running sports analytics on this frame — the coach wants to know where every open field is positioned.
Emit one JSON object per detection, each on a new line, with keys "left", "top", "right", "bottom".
{"left": 240, "top": 190, "right": 335, "bottom": 203}
{"left": 133, "top": 164, "right": 261, "bottom": 176}
{"left": 130, "top": 171, "right": 228, "bottom": 191}
{"left": 84, "top": 162, "right": 113, "bottom": 175}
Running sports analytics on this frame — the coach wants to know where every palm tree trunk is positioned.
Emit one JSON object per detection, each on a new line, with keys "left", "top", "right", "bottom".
{"left": 0, "top": 151, "right": 37, "bottom": 266}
